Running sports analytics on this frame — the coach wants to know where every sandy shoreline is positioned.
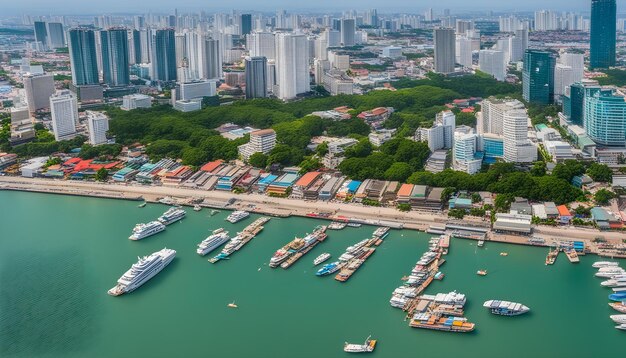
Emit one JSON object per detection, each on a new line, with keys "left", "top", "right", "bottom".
{"left": 2, "top": 176, "right": 626, "bottom": 254}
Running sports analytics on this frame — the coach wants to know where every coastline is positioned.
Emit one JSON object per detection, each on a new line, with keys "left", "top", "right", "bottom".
{"left": 2, "top": 176, "right": 626, "bottom": 255}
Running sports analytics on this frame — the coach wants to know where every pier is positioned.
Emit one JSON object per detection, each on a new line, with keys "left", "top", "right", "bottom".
{"left": 209, "top": 217, "right": 270, "bottom": 263}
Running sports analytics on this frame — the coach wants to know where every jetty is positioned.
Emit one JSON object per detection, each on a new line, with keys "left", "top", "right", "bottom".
{"left": 334, "top": 227, "right": 390, "bottom": 282}
{"left": 209, "top": 217, "right": 270, "bottom": 263}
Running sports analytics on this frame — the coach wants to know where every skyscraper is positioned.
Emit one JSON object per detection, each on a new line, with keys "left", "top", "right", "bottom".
{"left": 200, "top": 37, "right": 222, "bottom": 80}
{"left": 590, "top": 0, "right": 616, "bottom": 69}
{"left": 479, "top": 50, "right": 506, "bottom": 81}
{"left": 340, "top": 19, "right": 356, "bottom": 47}
{"left": 434, "top": 28, "right": 456, "bottom": 74}
{"left": 584, "top": 90, "right": 626, "bottom": 146}
{"left": 49, "top": 90, "right": 79, "bottom": 141}
{"left": 68, "top": 28, "right": 99, "bottom": 86}
{"left": 522, "top": 49, "right": 556, "bottom": 104}
{"left": 503, "top": 108, "right": 537, "bottom": 163}
{"left": 23, "top": 74, "right": 55, "bottom": 113}
{"left": 152, "top": 29, "right": 177, "bottom": 82}
{"left": 100, "top": 28, "right": 130, "bottom": 86}
{"left": 46, "top": 23, "right": 65, "bottom": 49}
{"left": 245, "top": 56, "right": 268, "bottom": 99}
{"left": 131, "top": 30, "right": 142, "bottom": 64}
{"left": 248, "top": 32, "right": 276, "bottom": 60}
{"left": 241, "top": 14, "right": 252, "bottom": 36}
{"left": 275, "top": 33, "right": 310, "bottom": 100}
{"left": 33, "top": 21, "right": 48, "bottom": 50}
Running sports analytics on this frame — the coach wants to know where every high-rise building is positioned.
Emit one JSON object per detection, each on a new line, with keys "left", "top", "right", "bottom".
{"left": 508, "top": 36, "right": 523, "bottom": 63}
{"left": 590, "top": 0, "right": 616, "bottom": 69}
{"left": 46, "top": 23, "right": 65, "bottom": 49}
{"left": 584, "top": 90, "right": 626, "bottom": 146}
{"left": 68, "top": 28, "right": 99, "bottom": 86}
{"left": 340, "top": 19, "right": 356, "bottom": 46}
{"left": 245, "top": 56, "right": 268, "bottom": 99}
{"left": 559, "top": 52, "right": 584, "bottom": 82}
{"left": 100, "top": 28, "right": 130, "bottom": 86}
{"left": 479, "top": 50, "right": 506, "bottom": 81}
{"left": 23, "top": 73, "right": 55, "bottom": 113}
{"left": 503, "top": 108, "right": 537, "bottom": 163}
{"left": 200, "top": 37, "right": 222, "bottom": 79}
{"left": 238, "top": 129, "right": 277, "bottom": 161}
{"left": 433, "top": 28, "right": 456, "bottom": 74}
{"left": 152, "top": 29, "right": 177, "bottom": 82}
{"left": 515, "top": 29, "right": 529, "bottom": 54}
{"left": 456, "top": 36, "right": 473, "bottom": 68}
{"left": 453, "top": 128, "right": 482, "bottom": 174}
{"left": 523, "top": 49, "right": 556, "bottom": 104}
{"left": 131, "top": 29, "right": 142, "bottom": 64}
{"left": 478, "top": 97, "right": 526, "bottom": 136}
{"left": 564, "top": 80, "right": 601, "bottom": 126}
{"left": 49, "top": 90, "right": 79, "bottom": 141}
{"left": 554, "top": 64, "right": 574, "bottom": 99}
{"left": 275, "top": 33, "right": 310, "bottom": 100}
{"left": 248, "top": 32, "right": 276, "bottom": 60}
{"left": 86, "top": 111, "right": 109, "bottom": 145}
{"left": 33, "top": 21, "right": 48, "bottom": 50}
{"left": 241, "top": 14, "right": 252, "bottom": 36}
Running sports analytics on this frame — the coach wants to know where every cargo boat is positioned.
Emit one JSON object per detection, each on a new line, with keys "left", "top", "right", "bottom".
{"left": 409, "top": 313, "right": 475, "bottom": 332}
{"left": 545, "top": 248, "right": 558, "bottom": 265}
{"left": 343, "top": 336, "right": 376, "bottom": 353}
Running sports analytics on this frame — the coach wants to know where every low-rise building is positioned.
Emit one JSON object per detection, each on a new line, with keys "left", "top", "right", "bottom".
{"left": 493, "top": 213, "right": 532, "bottom": 234}
{"left": 121, "top": 94, "right": 152, "bottom": 110}
{"left": 173, "top": 99, "right": 202, "bottom": 112}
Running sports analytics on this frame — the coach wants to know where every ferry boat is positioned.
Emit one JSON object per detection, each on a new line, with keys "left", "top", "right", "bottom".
{"left": 343, "top": 336, "right": 376, "bottom": 353}
{"left": 129, "top": 221, "right": 166, "bottom": 240}
{"left": 373, "top": 227, "right": 390, "bottom": 239}
{"left": 609, "top": 293, "right": 626, "bottom": 301}
{"left": 108, "top": 248, "right": 176, "bottom": 296}
{"left": 609, "top": 302, "right": 626, "bottom": 313}
{"left": 270, "top": 228, "right": 327, "bottom": 268}
{"left": 610, "top": 314, "right": 626, "bottom": 324}
{"left": 194, "top": 204, "right": 202, "bottom": 212}
{"left": 314, "top": 253, "right": 331, "bottom": 266}
{"left": 328, "top": 222, "right": 347, "bottom": 230}
{"left": 483, "top": 300, "right": 530, "bottom": 316}
{"left": 197, "top": 230, "right": 230, "bottom": 256}
{"left": 316, "top": 262, "right": 342, "bottom": 276}
{"left": 593, "top": 261, "right": 620, "bottom": 269}
{"left": 158, "top": 207, "right": 186, "bottom": 225}
{"left": 226, "top": 211, "right": 250, "bottom": 224}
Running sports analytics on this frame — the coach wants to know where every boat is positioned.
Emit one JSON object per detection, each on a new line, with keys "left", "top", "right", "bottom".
{"left": 138, "top": 202, "right": 147, "bottom": 208}
{"left": 314, "top": 253, "right": 331, "bottom": 266}
{"left": 593, "top": 261, "right": 620, "bottom": 269}
{"left": 565, "top": 249, "right": 580, "bottom": 263}
{"left": 227, "top": 301, "right": 238, "bottom": 308}
{"left": 616, "top": 324, "right": 626, "bottom": 331}
{"left": 328, "top": 222, "right": 347, "bottom": 230}
{"left": 610, "top": 314, "right": 626, "bottom": 324}
{"left": 158, "top": 197, "right": 175, "bottom": 205}
{"left": 601, "top": 277, "right": 626, "bottom": 287}
{"left": 483, "top": 300, "right": 530, "bottom": 316}
{"left": 609, "top": 293, "right": 626, "bottom": 301}
{"left": 528, "top": 237, "right": 546, "bottom": 245}
{"left": 373, "top": 227, "right": 390, "bottom": 239}
{"left": 596, "top": 267, "right": 626, "bottom": 278}
{"left": 609, "top": 302, "right": 626, "bottom": 313}
{"left": 226, "top": 211, "right": 250, "bottom": 224}
{"left": 210, "top": 210, "right": 220, "bottom": 216}
{"left": 545, "top": 248, "right": 558, "bottom": 265}
{"left": 500, "top": 252, "right": 509, "bottom": 256}
{"left": 108, "top": 248, "right": 176, "bottom": 296}
{"left": 128, "top": 221, "right": 166, "bottom": 240}
{"left": 194, "top": 204, "right": 202, "bottom": 212}
{"left": 477, "top": 240, "right": 485, "bottom": 247}
{"left": 347, "top": 222, "right": 362, "bottom": 228}
{"left": 434, "top": 272, "right": 445, "bottom": 280}
{"left": 197, "top": 230, "right": 230, "bottom": 256}
{"left": 409, "top": 313, "right": 475, "bottom": 332}
{"left": 477, "top": 270, "right": 488, "bottom": 276}
{"left": 343, "top": 335, "right": 376, "bottom": 353}
{"left": 157, "top": 207, "right": 186, "bottom": 225}
{"left": 316, "top": 262, "right": 342, "bottom": 276}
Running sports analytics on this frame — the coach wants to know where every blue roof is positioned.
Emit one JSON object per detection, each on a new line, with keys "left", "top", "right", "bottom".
{"left": 591, "top": 207, "right": 611, "bottom": 221}
{"left": 273, "top": 173, "right": 299, "bottom": 186}
{"left": 347, "top": 180, "right": 362, "bottom": 193}
{"left": 259, "top": 174, "right": 278, "bottom": 185}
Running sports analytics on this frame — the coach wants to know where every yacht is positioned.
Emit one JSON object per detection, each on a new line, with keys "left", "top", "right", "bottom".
{"left": 596, "top": 268, "right": 626, "bottom": 278}
{"left": 221, "top": 236, "right": 244, "bottom": 255}
{"left": 226, "top": 211, "right": 250, "bottom": 224}
{"left": 316, "top": 262, "right": 342, "bottom": 276}
{"left": 343, "top": 336, "right": 376, "bottom": 353}
{"left": 158, "top": 207, "right": 186, "bottom": 225}
{"left": 609, "top": 302, "right": 626, "bottom": 313}
{"left": 373, "top": 227, "right": 390, "bottom": 239}
{"left": 610, "top": 314, "right": 626, "bottom": 324}
{"left": 601, "top": 276, "right": 626, "bottom": 287}
{"left": 593, "top": 261, "right": 620, "bottom": 269}
{"left": 108, "top": 248, "right": 176, "bottom": 296}
{"left": 483, "top": 300, "right": 530, "bottom": 316}
{"left": 616, "top": 324, "right": 626, "bottom": 331}
{"left": 197, "top": 230, "right": 230, "bottom": 256}
{"left": 314, "top": 253, "right": 331, "bottom": 266}
{"left": 129, "top": 221, "right": 166, "bottom": 240}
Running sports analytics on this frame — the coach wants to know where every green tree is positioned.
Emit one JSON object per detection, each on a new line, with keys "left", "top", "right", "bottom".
{"left": 595, "top": 189, "right": 616, "bottom": 205}
{"left": 95, "top": 168, "right": 108, "bottom": 182}
{"left": 248, "top": 152, "right": 268, "bottom": 168}
{"left": 587, "top": 163, "right": 613, "bottom": 183}
{"left": 315, "top": 142, "right": 329, "bottom": 156}
{"left": 530, "top": 161, "right": 547, "bottom": 177}
{"left": 397, "top": 203, "right": 411, "bottom": 212}
{"left": 181, "top": 147, "right": 208, "bottom": 166}
{"left": 494, "top": 193, "right": 514, "bottom": 212}
{"left": 383, "top": 162, "right": 413, "bottom": 182}
{"left": 448, "top": 208, "right": 466, "bottom": 219}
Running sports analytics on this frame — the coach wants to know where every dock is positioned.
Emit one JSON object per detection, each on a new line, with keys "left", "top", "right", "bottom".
{"left": 209, "top": 217, "right": 270, "bottom": 263}
{"left": 281, "top": 230, "right": 327, "bottom": 269}
{"left": 334, "top": 228, "right": 390, "bottom": 282}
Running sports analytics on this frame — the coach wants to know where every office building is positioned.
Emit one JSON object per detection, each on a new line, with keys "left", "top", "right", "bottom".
{"left": 453, "top": 129, "right": 482, "bottom": 174}
{"left": 245, "top": 56, "right": 268, "bottom": 99}
{"left": 33, "top": 21, "right": 48, "bottom": 50}
{"left": 560, "top": 52, "right": 584, "bottom": 82}
{"left": 456, "top": 36, "right": 473, "bottom": 68}
{"left": 121, "top": 94, "right": 152, "bottom": 110}
{"left": 200, "top": 37, "right": 222, "bottom": 79}
{"left": 275, "top": 33, "right": 310, "bottom": 100}
{"left": 503, "top": 108, "right": 537, "bottom": 163}
{"left": 68, "top": 28, "right": 99, "bottom": 86}
{"left": 178, "top": 80, "right": 217, "bottom": 101}
{"left": 523, "top": 49, "right": 556, "bottom": 104}
{"left": 100, "top": 28, "right": 130, "bottom": 86}
{"left": 238, "top": 129, "right": 277, "bottom": 161}
{"left": 590, "top": 0, "right": 616, "bottom": 68}
{"left": 248, "top": 32, "right": 276, "bottom": 60}
{"left": 49, "top": 91, "right": 79, "bottom": 141}
{"left": 584, "top": 90, "right": 626, "bottom": 146}
{"left": 241, "top": 14, "right": 252, "bottom": 36}
{"left": 416, "top": 111, "right": 455, "bottom": 151}
{"left": 479, "top": 50, "right": 506, "bottom": 81}
{"left": 340, "top": 19, "right": 356, "bottom": 46}
{"left": 564, "top": 80, "right": 601, "bottom": 126}
{"left": 46, "top": 22, "right": 65, "bottom": 49}
{"left": 152, "top": 29, "right": 177, "bottom": 82}
{"left": 131, "top": 30, "right": 142, "bottom": 65}
{"left": 382, "top": 46, "right": 402, "bottom": 59}
{"left": 434, "top": 28, "right": 456, "bottom": 74}
{"left": 23, "top": 73, "right": 55, "bottom": 112}
{"left": 86, "top": 111, "right": 109, "bottom": 145}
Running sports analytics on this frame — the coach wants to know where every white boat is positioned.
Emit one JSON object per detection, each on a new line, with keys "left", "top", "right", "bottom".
{"left": 108, "top": 248, "right": 176, "bottom": 296}
{"left": 611, "top": 314, "right": 626, "bottom": 324}
{"left": 616, "top": 323, "right": 626, "bottom": 330}
{"left": 601, "top": 276, "right": 626, "bottom": 287}
{"left": 373, "top": 227, "right": 390, "bottom": 239}
{"left": 483, "top": 300, "right": 530, "bottom": 316}
{"left": 328, "top": 222, "right": 347, "bottom": 230}
{"left": 158, "top": 207, "right": 186, "bottom": 225}
{"left": 226, "top": 211, "right": 250, "bottom": 224}
{"left": 593, "top": 261, "right": 620, "bottom": 269}
{"left": 343, "top": 336, "right": 376, "bottom": 353}
{"left": 197, "top": 230, "right": 230, "bottom": 256}
{"left": 596, "top": 268, "right": 626, "bottom": 278}
{"left": 128, "top": 221, "right": 166, "bottom": 240}
{"left": 347, "top": 222, "right": 362, "bottom": 228}
{"left": 194, "top": 204, "right": 202, "bottom": 212}
{"left": 314, "top": 253, "right": 331, "bottom": 266}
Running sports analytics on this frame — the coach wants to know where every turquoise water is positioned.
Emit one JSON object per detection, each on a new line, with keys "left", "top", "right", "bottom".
{"left": 0, "top": 191, "right": 624, "bottom": 358}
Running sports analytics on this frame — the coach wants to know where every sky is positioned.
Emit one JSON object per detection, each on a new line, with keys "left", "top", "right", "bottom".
{"left": 1, "top": 0, "right": 604, "bottom": 16}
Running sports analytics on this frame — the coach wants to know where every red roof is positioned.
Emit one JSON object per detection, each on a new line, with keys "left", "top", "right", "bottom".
{"left": 295, "top": 172, "right": 321, "bottom": 187}
{"left": 201, "top": 160, "right": 224, "bottom": 173}
{"left": 557, "top": 205, "right": 572, "bottom": 217}
{"left": 371, "top": 107, "right": 388, "bottom": 115}
{"left": 397, "top": 183, "right": 414, "bottom": 197}
{"left": 461, "top": 108, "right": 475, "bottom": 113}
{"left": 72, "top": 159, "right": 119, "bottom": 172}
{"left": 453, "top": 99, "right": 469, "bottom": 104}
{"left": 64, "top": 157, "right": 82, "bottom": 166}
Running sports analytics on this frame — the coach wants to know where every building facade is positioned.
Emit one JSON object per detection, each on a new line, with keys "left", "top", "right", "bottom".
{"left": 523, "top": 49, "right": 556, "bottom": 104}
{"left": 245, "top": 56, "right": 268, "bottom": 99}
{"left": 434, "top": 28, "right": 456, "bottom": 74}
{"left": 68, "top": 28, "right": 99, "bottom": 86}
{"left": 49, "top": 91, "right": 79, "bottom": 141}
{"left": 100, "top": 28, "right": 130, "bottom": 86}
{"left": 590, "top": 0, "right": 616, "bottom": 69}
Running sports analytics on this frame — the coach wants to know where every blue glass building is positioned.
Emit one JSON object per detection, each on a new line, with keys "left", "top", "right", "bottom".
{"left": 100, "top": 28, "right": 130, "bottom": 86}
{"left": 68, "top": 28, "right": 99, "bottom": 86}
{"left": 590, "top": 0, "right": 616, "bottom": 69}
{"left": 523, "top": 50, "right": 556, "bottom": 105}
{"left": 584, "top": 90, "right": 626, "bottom": 146}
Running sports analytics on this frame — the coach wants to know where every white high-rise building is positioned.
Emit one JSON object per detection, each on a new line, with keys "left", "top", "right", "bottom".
{"left": 554, "top": 64, "right": 575, "bottom": 98}
{"left": 453, "top": 128, "right": 482, "bottom": 174}
{"left": 23, "top": 73, "right": 55, "bottom": 113}
{"left": 49, "top": 90, "right": 78, "bottom": 141}
{"left": 479, "top": 50, "right": 506, "bottom": 81}
{"left": 456, "top": 36, "right": 473, "bottom": 68}
{"left": 437, "top": 110, "right": 456, "bottom": 149}
{"left": 508, "top": 36, "right": 523, "bottom": 63}
{"left": 416, "top": 110, "right": 456, "bottom": 152}
{"left": 275, "top": 33, "right": 310, "bottom": 100}
{"left": 478, "top": 98, "right": 525, "bottom": 136}
{"left": 534, "top": 10, "right": 558, "bottom": 31}
{"left": 434, "top": 28, "right": 456, "bottom": 74}
{"left": 340, "top": 19, "right": 356, "bottom": 46}
{"left": 503, "top": 108, "right": 537, "bottom": 163}
{"left": 238, "top": 129, "right": 277, "bottom": 161}
{"left": 559, "top": 52, "right": 584, "bottom": 83}
{"left": 248, "top": 31, "right": 276, "bottom": 60}
{"left": 86, "top": 111, "right": 109, "bottom": 145}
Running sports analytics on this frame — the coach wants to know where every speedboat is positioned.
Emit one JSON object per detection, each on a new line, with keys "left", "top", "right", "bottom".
{"left": 343, "top": 336, "right": 376, "bottom": 353}
{"left": 616, "top": 324, "right": 626, "bottom": 331}
{"left": 314, "top": 253, "right": 331, "bottom": 266}
{"left": 593, "top": 261, "right": 620, "bottom": 269}
{"left": 609, "top": 293, "right": 626, "bottom": 301}
{"left": 483, "top": 300, "right": 530, "bottom": 316}
{"left": 316, "top": 262, "right": 341, "bottom": 276}
{"left": 610, "top": 314, "right": 626, "bottom": 324}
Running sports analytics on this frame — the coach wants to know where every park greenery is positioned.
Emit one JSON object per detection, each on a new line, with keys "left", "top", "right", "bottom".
{"left": 596, "top": 69, "right": 626, "bottom": 87}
